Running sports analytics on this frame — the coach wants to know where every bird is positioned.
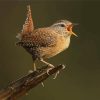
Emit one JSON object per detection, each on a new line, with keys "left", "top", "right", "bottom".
{"left": 16, "top": 5, "right": 77, "bottom": 74}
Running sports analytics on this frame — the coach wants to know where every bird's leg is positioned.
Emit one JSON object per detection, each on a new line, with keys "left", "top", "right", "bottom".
{"left": 40, "top": 59, "right": 54, "bottom": 74}
{"left": 28, "top": 61, "right": 36, "bottom": 73}
{"left": 32, "top": 56, "right": 37, "bottom": 71}
{"left": 40, "top": 58, "right": 59, "bottom": 79}
{"left": 40, "top": 59, "right": 54, "bottom": 68}
{"left": 33, "top": 62, "right": 36, "bottom": 71}
{"left": 32, "top": 58, "right": 44, "bottom": 87}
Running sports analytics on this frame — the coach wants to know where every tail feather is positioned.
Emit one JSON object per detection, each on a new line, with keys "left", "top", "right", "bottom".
{"left": 21, "top": 5, "right": 34, "bottom": 34}
{"left": 16, "top": 5, "right": 34, "bottom": 40}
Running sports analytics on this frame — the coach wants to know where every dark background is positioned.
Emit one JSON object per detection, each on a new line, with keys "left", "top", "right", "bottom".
{"left": 0, "top": 0, "right": 100, "bottom": 100}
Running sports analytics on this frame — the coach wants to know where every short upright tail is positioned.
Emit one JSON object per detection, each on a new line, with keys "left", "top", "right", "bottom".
{"left": 16, "top": 5, "right": 34, "bottom": 40}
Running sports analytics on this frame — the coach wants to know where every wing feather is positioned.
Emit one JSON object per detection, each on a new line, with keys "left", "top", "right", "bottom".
{"left": 16, "top": 28, "right": 57, "bottom": 47}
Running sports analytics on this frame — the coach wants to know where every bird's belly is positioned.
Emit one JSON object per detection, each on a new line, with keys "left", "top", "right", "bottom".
{"left": 40, "top": 37, "right": 70, "bottom": 58}
{"left": 39, "top": 47, "right": 64, "bottom": 58}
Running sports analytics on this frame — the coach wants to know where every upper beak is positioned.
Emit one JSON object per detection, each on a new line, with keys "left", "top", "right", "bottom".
{"left": 69, "top": 23, "right": 78, "bottom": 37}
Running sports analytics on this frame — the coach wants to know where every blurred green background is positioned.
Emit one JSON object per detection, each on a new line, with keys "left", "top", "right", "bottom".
{"left": 0, "top": 0, "right": 100, "bottom": 100}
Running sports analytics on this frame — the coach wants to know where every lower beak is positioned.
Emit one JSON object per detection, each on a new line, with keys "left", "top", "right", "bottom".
{"left": 70, "top": 31, "right": 78, "bottom": 37}
{"left": 70, "top": 23, "right": 78, "bottom": 37}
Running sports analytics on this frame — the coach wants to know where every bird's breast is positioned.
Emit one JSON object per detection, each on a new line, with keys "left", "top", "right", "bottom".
{"left": 56, "top": 35, "right": 70, "bottom": 53}
{"left": 41, "top": 35, "right": 70, "bottom": 58}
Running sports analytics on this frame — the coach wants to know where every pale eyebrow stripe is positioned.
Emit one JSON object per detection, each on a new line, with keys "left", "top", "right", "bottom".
{"left": 53, "top": 23, "right": 66, "bottom": 26}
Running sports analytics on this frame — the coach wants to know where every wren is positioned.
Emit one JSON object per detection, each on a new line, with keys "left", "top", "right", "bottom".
{"left": 16, "top": 5, "right": 77, "bottom": 72}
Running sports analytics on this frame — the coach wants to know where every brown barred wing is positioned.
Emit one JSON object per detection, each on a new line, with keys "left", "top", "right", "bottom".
{"left": 16, "top": 28, "right": 57, "bottom": 48}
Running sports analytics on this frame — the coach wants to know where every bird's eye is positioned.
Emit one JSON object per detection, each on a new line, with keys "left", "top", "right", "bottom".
{"left": 60, "top": 24, "right": 65, "bottom": 27}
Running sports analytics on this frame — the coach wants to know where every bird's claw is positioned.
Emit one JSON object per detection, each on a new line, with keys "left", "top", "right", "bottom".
{"left": 46, "top": 66, "right": 60, "bottom": 79}
{"left": 47, "top": 67, "right": 53, "bottom": 75}
{"left": 53, "top": 71, "right": 60, "bottom": 79}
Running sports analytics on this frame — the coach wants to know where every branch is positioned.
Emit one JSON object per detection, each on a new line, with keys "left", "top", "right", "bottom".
{"left": 0, "top": 65, "right": 65, "bottom": 100}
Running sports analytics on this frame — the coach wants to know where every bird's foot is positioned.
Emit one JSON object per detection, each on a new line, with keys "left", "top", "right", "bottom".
{"left": 47, "top": 67, "right": 60, "bottom": 79}
{"left": 46, "top": 64, "right": 54, "bottom": 75}
{"left": 46, "top": 64, "right": 60, "bottom": 79}
{"left": 47, "top": 64, "right": 66, "bottom": 79}
{"left": 53, "top": 71, "right": 60, "bottom": 79}
{"left": 47, "top": 67, "right": 53, "bottom": 75}
{"left": 33, "top": 63, "right": 37, "bottom": 71}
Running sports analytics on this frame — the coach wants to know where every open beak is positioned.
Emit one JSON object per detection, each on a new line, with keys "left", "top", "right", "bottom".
{"left": 67, "top": 23, "right": 78, "bottom": 37}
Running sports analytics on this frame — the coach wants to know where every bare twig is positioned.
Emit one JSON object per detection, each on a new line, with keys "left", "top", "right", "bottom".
{"left": 0, "top": 65, "right": 65, "bottom": 100}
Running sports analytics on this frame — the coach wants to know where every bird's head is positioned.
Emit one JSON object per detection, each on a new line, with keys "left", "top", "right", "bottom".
{"left": 51, "top": 20, "right": 78, "bottom": 37}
